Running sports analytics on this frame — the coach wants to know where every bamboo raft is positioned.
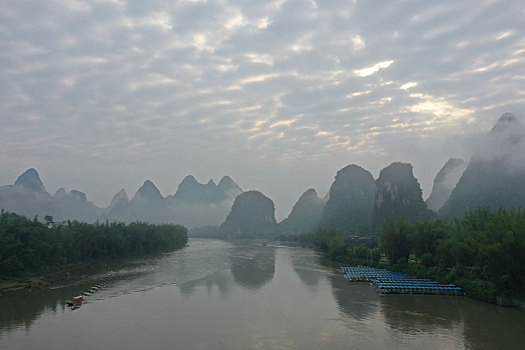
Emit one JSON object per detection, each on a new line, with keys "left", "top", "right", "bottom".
{"left": 340, "top": 265, "right": 463, "bottom": 296}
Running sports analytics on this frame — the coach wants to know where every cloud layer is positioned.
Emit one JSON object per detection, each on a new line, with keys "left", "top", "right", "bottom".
{"left": 1, "top": 0, "right": 524, "bottom": 219}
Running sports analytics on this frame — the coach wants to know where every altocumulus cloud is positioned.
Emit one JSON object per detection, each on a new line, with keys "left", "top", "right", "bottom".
{"left": 0, "top": 0, "right": 524, "bottom": 219}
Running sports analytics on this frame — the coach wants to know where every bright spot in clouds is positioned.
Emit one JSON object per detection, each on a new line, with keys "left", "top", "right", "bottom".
{"left": 400, "top": 82, "right": 418, "bottom": 90}
{"left": 354, "top": 60, "right": 394, "bottom": 77}
{"left": 352, "top": 35, "right": 365, "bottom": 51}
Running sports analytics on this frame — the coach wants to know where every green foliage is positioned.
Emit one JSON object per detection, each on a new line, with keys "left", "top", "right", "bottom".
{"left": 315, "top": 208, "right": 525, "bottom": 303}
{"left": 377, "top": 209, "right": 525, "bottom": 302}
{"left": 0, "top": 211, "right": 188, "bottom": 279}
{"left": 379, "top": 219, "right": 411, "bottom": 264}
{"left": 313, "top": 227, "right": 378, "bottom": 265}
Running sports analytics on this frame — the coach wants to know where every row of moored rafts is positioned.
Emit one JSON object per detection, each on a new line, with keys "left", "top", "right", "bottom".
{"left": 340, "top": 265, "right": 464, "bottom": 296}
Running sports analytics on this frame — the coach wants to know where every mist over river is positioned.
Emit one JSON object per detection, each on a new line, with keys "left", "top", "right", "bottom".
{"left": 1, "top": 239, "right": 523, "bottom": 350}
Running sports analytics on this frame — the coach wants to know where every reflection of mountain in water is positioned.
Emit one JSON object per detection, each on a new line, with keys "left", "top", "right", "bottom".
{"left": 293, "top": 267, "right": 322, "bottom": 289}
{"left": 178, "top": 270, "right": 232, "bottom": 296}
{"left": 290, "top": 250, "right": 322, "bottom": 290}
{"left": 330, "top": 273, "right": 378, "bottom": 321}
{"left": 230, "top": 244, "right": 275, "bottom": 291}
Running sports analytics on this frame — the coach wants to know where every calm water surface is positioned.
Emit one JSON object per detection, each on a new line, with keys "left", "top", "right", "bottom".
{"left": 1, "top": 239, "right": 524, "bottom": 349}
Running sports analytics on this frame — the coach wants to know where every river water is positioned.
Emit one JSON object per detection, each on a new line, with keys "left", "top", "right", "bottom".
{"left": 1, "top": 239, "right": 523, "bottom": 350}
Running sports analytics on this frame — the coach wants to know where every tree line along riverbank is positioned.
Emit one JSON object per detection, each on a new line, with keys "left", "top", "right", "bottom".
{"left": 279, "top": 208, "right": 525, "bottom": 305}
{"left": 0, "top": 211, "right": 188, "bottom": 293}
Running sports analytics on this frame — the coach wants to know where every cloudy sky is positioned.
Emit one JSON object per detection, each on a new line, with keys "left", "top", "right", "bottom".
{"left": 1, "top": 0, "right": 524, "bottom": 219}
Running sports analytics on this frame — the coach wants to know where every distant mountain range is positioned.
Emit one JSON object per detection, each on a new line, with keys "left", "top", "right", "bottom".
{"left": 0, "top": 170, "right": 242, "bottom": 228}
{"left": 277, "top": 112, "right": 525, "bottom": 234}
{"left": 2, "top": 113, "right": 524, "bottom": 236}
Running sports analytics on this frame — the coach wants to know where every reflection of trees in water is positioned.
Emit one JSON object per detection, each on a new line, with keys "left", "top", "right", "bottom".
{"left": 456, "top": 299, "right": 525, "bottom": 350}
{"left": 330, "top": 273, "right": 378, "bottom": 321}
{"left": 380, "top": 294, "right": 525, "bottom": 349}
{"left": 0, "top": 285, "right": 80, "bottom": 335}
{"left": 0, "top": 259, "right": 151, "bottom": 335}
{"left": 230, "top": 244, "right": 275, "bottom": 291}
{"left": 178, "top": 270, "right": 231, "bottom": 296}
{"left": 1, "top": 274, "right": 141, "bottom": 335}
{"left": 380, "top": 295, "right": 463, "bottom": 334}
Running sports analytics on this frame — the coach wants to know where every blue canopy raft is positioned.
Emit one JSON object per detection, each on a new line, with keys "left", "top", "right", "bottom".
{"left": 340, "top": 265, "right": 463, "bottom": 296}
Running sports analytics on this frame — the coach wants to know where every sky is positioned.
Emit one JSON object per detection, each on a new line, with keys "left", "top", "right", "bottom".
{"left": 1, "top": 0, "right": 524, "bottom": 220}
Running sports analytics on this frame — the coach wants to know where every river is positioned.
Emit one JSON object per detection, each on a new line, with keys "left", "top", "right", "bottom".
{"left": 1, "top": 239, "right": 523, "bottom": 349}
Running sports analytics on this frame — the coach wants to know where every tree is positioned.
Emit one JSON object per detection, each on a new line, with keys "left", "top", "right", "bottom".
{"left": 379, "top": 219, "right": 411, "bottom": 264}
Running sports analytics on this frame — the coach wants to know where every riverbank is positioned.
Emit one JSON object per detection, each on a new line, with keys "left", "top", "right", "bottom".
{"left": 0, "top": 259, "right": 113, "bottom": 295}
{"left": 0, "top": 277, "right": 47, "bottom": 295}
{"left": 0, "top": 212, "right": 188, "bottom": 287}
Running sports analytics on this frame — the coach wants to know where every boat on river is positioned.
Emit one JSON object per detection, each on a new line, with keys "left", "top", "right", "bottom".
{"left": 66, "top": 295, "right": 84, "bottom": 307}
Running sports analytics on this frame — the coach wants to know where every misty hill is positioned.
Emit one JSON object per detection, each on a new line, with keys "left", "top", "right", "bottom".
{"left": 171, "top": 175, "right": 241, "bottom": 204}
{"left": 105, "top": 179, "right": 178, "bottom": 224}
{"left": 168, "top": 175, "right": 243, "bottom": 228}
{"left": 218, "top": 176, "right": 243, "bottom": 198}
{"left": 53, "top": 188, "right": 102, "bottom": 222}
{"left": 15, "top": 168, "right": 45, "bottom": 192}
{"left": 102, "top": 175, "right": 242, "bottom": 227}
{"left": 440, "top": 113, "right": 525, "bottom": 218}
{"left": 108, "top": 189, "right": 129, "bottom": 210}
{"left": 374, "top": 162, "right": 433, "bottom": 226}
{"left": 121, "top": 180, "right": 172, "bottom": 224}
{"left": 0, "top": 169, "right": 242, "bottom": 227}
{"left": 103, "top": 189, "right": 134, "bottom": 223}
{"left": 279, "top": 188, "right": 325, "bottom": 233}
{"left": 425, "top": 158, "right": 466, "bottom": 212}
{"left": 320, "top": 164, "right": 376, "bottom": 234}
{"left": 0, "top": 169, "right": 102, "bottom": 222}
{"left": 220, "top": 191, "right": 278, "bottom": 237}
{"left": 0, "top": 169, "right": 58, "bottom": 220}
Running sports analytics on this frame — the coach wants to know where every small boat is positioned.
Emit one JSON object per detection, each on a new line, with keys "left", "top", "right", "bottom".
{"left": 66, "top": 295, "right": 84, "bottom": 307}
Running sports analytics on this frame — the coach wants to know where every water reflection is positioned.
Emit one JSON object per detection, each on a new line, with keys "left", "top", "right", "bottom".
{"left": 2, "top": 240, "right": 525, "bottom": 350}
{"left": 0, "top": 259, "right": 152, "bottom": 335}
{"left": 230, "top": 243, "right": 275, "bottom": 291}
{"left": 380, "top": 292, "right": 525, "bottom": 349}
{"left": 456, "top": 299, "right": 525, "bottom": 350}
{"left": 179, "top": 269, "right": 232, "bottom": 296}
{"left": 380, "top": 295, "right": 463, "bottom": 334}
{"left": 289, "top": 249, "right": 323, "bottom": 290}
{"left": 293, "top": 266, "right": 322, "bottom": 289}
{"left": 330, "top": 273, "right": 379, "bottom": 321}
{"left": 0, "top": 288, "right": 67, "bottom": 335}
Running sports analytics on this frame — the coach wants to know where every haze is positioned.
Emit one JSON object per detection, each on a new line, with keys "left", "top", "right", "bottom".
{"left": 1, "top": 0, "right": 524, "bottom": 219}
